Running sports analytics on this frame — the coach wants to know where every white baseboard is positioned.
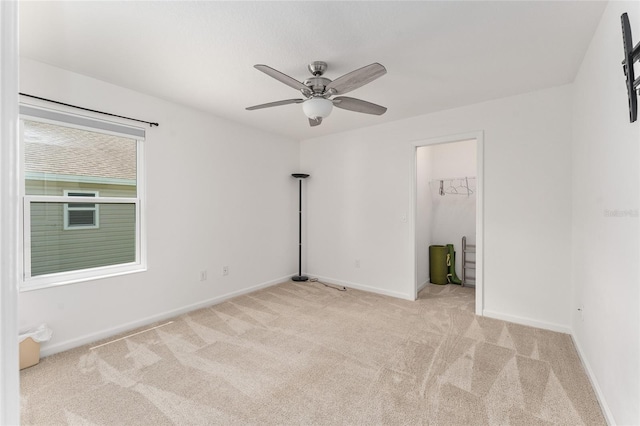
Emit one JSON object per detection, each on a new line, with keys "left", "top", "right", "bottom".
{"left": 482, "top": 309, "right": 571, "bottom": 334}
{"left": 416, "top": 280, "right": 429, "bottom": 294}
{"left": 308, "top": 274, "right": 414, "bottom": 301}
{"left": 40, "top": 275, "right": 290, "bottom": 357}
{"left": 570, "top": 333, "right": 615, "bottom": 426}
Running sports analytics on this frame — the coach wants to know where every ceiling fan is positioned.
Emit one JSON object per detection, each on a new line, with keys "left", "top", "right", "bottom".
{"left": 246, "top": 61, "right": 387, "bottom": 127}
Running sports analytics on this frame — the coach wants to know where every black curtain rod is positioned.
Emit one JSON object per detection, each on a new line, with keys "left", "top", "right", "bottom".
{"left": 19, "top": 93, "right": 159, "bottom": 127}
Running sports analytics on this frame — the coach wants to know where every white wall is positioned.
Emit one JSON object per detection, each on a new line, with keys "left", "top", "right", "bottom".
{"left": 300, "top": 84, "right": 573, "bottom": 330}
{"left": 427, "top": 139, "right": 477, "bottom": 182}
{"left": 571, "top": 2, "right": 640, "bottom": 424}
{"left": 18, "top": 58, "right": 300, "bottom": 355}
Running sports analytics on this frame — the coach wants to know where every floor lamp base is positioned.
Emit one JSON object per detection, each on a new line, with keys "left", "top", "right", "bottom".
{"left": 291, "top": 275, "right": 309, "bottom": 282}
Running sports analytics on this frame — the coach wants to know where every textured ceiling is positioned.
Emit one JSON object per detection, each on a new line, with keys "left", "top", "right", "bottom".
{"left": 19, "top": 1, "right": 607, "bottom": 141}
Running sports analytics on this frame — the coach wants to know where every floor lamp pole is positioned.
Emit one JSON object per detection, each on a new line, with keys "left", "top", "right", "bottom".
{"left": 292, "top": 173, "right": 309, "bottom": 282}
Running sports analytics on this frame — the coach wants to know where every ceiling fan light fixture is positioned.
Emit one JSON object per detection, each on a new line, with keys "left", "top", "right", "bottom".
{"left": 302, "top": 97, "right": 333, "bottom": 119}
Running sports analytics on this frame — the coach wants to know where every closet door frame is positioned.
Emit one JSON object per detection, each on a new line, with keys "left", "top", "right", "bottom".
{"left": 411, "top": 130, "right": 484, "bottom": 316}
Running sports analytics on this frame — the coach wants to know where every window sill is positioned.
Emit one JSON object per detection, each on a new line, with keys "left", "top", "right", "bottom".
{"left": 21, "top": 263, "right": 147, "bottom": 292}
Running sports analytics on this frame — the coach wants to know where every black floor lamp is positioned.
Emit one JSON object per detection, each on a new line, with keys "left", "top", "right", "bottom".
{"left": 292, "top": 173, "right": 309, "bottom": 282}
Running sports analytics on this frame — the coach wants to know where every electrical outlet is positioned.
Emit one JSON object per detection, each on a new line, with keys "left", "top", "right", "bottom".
{"left": 222, "top": 266, "right": 229, "bottom": 276}
{"left": 355, "top": 259, "right": 361, "bottom": 268}
{"left": 199, "top": 270, "right": 207, "bottom": 281}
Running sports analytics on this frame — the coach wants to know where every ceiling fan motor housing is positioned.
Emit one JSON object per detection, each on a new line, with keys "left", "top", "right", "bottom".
{"left": 303, "top": 77, "right": 331, "bottom": 95}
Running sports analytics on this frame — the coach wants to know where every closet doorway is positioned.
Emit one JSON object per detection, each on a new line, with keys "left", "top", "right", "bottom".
{"left": 413, "top": 132, "right": 484, "bottom": 315}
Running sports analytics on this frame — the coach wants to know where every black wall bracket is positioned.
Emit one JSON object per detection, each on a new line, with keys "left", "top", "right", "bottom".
{"left": 622, "top": 13, "right": 640, "bottom": 123}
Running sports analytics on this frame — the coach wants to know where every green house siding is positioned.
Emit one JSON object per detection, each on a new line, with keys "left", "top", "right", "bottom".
{"left": 25, "top": 178, "right": 136, "bottom": 197}
{"left": 27, "top": 179, "right": 137, "bottom": 277}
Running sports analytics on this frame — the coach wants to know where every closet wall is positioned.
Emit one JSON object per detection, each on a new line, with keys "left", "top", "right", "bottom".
{"left": 417, "top": 139, "right": 477, "bottom": 288}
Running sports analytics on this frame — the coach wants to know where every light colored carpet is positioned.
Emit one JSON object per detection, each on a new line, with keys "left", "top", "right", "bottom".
{"left": 21, "top": 282, "right": 605, "bottom": 425}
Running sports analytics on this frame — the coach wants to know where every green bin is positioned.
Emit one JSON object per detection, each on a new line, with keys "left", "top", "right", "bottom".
{"left": 429, "top": 245, "right": 448, "bottom": 285}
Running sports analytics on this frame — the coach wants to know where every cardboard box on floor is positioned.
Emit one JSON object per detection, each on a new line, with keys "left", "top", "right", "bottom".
{"left": 19, "top": 324, "right": 52, "bottom": 369}
{"left": 20, "top": 337, "right": 40, "bottom": 370}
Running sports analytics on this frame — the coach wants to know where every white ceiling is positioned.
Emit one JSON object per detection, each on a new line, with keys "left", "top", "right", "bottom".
{"left": 19, "top": 1, "right": 607, "bottom": 141}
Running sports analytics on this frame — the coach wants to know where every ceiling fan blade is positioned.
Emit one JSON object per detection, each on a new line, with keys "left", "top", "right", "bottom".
{"left": 309, "top": 117, "right": 322, "bottom": 127}
{"left": 325, "top": 63, "right": 386, "bottom": 95}
{"left": 332, "top": 96, "right": 387, "bottom": 115}
{"left": 246, "top": 99, "right": 304, "bottom": 111}
{"left": 254, "top": 64, "right": 310, "bottom": 93}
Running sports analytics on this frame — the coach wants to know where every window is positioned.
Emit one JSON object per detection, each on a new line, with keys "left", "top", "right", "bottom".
{"left": 64, "top": 190, "right": 99, "bottom": 229}
{"left": 21, "top": 105, "right": 146, "bottom": 289}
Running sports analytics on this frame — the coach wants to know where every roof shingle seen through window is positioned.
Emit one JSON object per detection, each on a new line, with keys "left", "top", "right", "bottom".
{"left": 24, "top": 120, "right": 136, "bottom": 181}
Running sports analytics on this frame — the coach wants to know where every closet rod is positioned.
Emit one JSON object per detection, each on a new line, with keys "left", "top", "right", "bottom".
{"left": 19, "top": 93, "right": 159, "bottom": 127}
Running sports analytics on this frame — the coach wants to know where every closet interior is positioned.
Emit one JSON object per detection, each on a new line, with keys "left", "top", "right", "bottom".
{"left": 416, "top": 139, "right": 477, "bottom": 290}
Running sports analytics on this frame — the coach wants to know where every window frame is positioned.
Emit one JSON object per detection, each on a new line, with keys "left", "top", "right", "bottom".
{"left": 20, "top": 105, "right": 147, "bottom": 291}
{"left": 63, "top": 190, "right": 100, "bottom": 230}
